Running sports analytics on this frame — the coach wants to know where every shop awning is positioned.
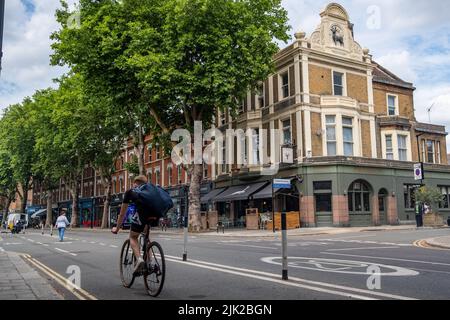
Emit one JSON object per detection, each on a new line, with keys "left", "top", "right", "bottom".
{"left": 213, "top": 182, "right": 268, "bottom": 202}
{"left": 251, "top": 184, "right": 275, "bottom": 200}
{"left": 201, "top": 188, "right": 227, "bottom": 203}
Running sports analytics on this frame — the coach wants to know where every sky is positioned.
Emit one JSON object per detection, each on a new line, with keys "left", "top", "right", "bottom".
{"left": 1, "top": 0, "right": 450, "bottom": 150}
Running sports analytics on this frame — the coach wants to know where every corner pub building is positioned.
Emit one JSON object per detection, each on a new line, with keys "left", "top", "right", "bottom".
{"left": 30, "top": 3, "right": 450, "bottom": 229}
{"left": 206, "top": 3, "right": 450, "bottom": 228}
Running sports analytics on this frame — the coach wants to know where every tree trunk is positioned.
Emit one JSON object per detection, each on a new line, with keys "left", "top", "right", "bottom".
{"left": 2, "top": 198, "right": 11, "bottom": 224}
{"left": 101, "top": 182, "right": 111, "bottom": 229}
{"left": 20, "top": 187, "right": 28, "bottom": 213}
{"left": 70, "top": 185, "right": 80, "bottom": 228}
{"left": 134, "top": 128, "right": 146, "bottom": 176}
{"left": 188, "top": 163, "right": 203, "bottom": 232}
{"left": 45, "top": 190, "right": 53, "bottom": 228}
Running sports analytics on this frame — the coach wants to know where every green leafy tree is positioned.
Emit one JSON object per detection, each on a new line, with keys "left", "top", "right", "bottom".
{"left": 0, "top": 100, "right": 38, "bottom": 213}
{"left": 0, "top": 148, "right": 18, "bottom": 224}
{"left": 416, "top": 186, "right": 443, "bottom": 213}
{"left": 51, "top": 0, "right": 291, "bottom": 231}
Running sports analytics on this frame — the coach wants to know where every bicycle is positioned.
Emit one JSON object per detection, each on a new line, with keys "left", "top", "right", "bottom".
{"left": 119, "top": 225, "right": 166, "bottom": 297}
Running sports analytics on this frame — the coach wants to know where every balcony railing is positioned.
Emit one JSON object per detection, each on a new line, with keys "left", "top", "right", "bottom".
{"left": 320, "top": 95, "right": 358, "bottom": 109}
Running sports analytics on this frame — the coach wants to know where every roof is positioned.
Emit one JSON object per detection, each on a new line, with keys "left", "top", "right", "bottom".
{"left": 372, "top": 61, "right": 415, "bottom": 90}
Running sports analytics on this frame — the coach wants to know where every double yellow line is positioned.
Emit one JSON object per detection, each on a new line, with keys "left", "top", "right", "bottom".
{"left": 21, "top": 254, "right": 97, "bottom": 300}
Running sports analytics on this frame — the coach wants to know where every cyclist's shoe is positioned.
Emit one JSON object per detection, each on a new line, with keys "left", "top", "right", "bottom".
{"left": 133, "top": 258, "right": 146, "bottom": 276}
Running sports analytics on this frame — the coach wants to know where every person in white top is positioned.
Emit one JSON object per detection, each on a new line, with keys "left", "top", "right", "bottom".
{"left": 55, "top": 209, "right": 70, "bottom": 242}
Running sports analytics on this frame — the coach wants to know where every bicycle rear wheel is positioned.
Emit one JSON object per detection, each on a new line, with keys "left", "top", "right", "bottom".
{"left": 144, "top": 241, "right": 165, "bottom": 297}
{"left": 120, "top": 239, "right": 136, "bottom": 288}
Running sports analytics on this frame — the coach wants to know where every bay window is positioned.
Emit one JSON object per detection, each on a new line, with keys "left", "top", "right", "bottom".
{"left": 326, "top": 115, "right": 337, "bottom": 156}
{"left": 398, "top": 135, "right": 408, "bottom": 161}
{"left": 385, "top": 135, "right": 394, "bottom": 160}
{"left": 342, "top": 117, "right": 354, "bottom": 156}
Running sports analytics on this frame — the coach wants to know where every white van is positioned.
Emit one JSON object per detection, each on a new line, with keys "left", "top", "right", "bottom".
{"left": 7, "top": 213, "right": 29, "bottom": 230}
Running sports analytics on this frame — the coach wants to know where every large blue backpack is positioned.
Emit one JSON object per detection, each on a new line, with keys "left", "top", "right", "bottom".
{"left": 134, "top": 183, "right": 174, "bottom": 218}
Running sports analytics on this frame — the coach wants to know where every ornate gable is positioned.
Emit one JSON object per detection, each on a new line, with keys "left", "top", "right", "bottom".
{"left": 308, "top": 3, "right": 364, "bottom": 61}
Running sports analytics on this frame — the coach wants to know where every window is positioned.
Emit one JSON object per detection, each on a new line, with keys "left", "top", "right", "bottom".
{"left": 282, "top": 119, "right": 292, "bottom": 145}
{"left": 437, "top": 141, "right": 441, "bottom": 164}
{"left": 385, "top": 135, "right": 394, "bottom": 160}
{"left": 221, "top": 144, "right": 227, "bottom": 173}
{"left": 404, "top": 185, "right": 420, "bottom": 209}
{"left": 167, "top": 166, "right": 173, "bottom": 187}
{"left": 342, "top": 117, "right": 354, "bottom": 156}
{"left": 348, "top": 181, "right": 371, "bottom": 213}
{"left": 155, "top": 169, "right": 160, "bottom": 186}
{"left": 252, "top": 128, "right": 260, "bottom": 165}
{"left": 333, "top": 72, "right": 344, "bottom": 96}
{"left": 147, "top": 144, "right": 153, "bottom": 162}
{"left": 387, "top": 95, "right": 397, "bottom": 116}
{"left": 398, "top": 135, "right": 408, "bottom": 161}
{"left": 439, "top": 186, "right": 449, "bottom": 209}
{"left": 326, "top": 115, "right": 337, "bottom": 156}
{"left": 177, "top": 165, "right": 182, "bottom": 184}
{"left": 203, "top": 164, "right": 208, "bottom": 179}
{"left": 314, "top": 181, "right": 332, "bottom": 212}
{"left": 239, "top": 98, "right": 245, "bottom": 114}
{"left": 147, "top": 170, "right": 152, "bottom": 184}
{"left": 256, "top": 84, "right": 264, "bottom": 109}
{"left": 280, "top": 72, "right": 289, "bottom": 99}
{"left": 155, "top": 145, "right": 160, "bottom": 160}
{"left": 427, "top": 140, "right": 435, "bottom": 164}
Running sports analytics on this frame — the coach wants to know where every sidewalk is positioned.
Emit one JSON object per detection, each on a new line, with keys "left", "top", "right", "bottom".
{"left": 424, "top": 235, "right": 450, "bottom": 249}
{"left": 0, "top": 251, "right": 62, "bottom": 300}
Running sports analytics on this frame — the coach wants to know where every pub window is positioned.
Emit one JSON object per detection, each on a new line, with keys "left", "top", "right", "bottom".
{"left": 385, "top": 135, "right": 394, "bottom": 160}
{"left": 221, "top": 144, "right": 227, "bottom": 173}
{"left": 333, "top": 72, "right": 344, "bottom": 96}
{"left": 314, "top": 181, "right": 332, "bottom": 212}
{"left": 404, "top": 185, "right": 420, "bottom": 209}
{"left": 398, "top": 135, "right": 408, "bottom": 161}
{"left": 437, "top": 141, "right": 441, "bottom": 164}
{"left": 439, "top": 186, "right": 450, "bottom": 209}
{"left": 387, "top": 95, "right": 397, "bottom": 116}
{"left": 342, "top": 117, "right": 354, "bottom": 156}
{"left": 348, "top": 181, "right": 370, "bottom": 213}
{"left": 252, "top": 128, "right": 260, "bottom": 165}
{"left": 326, "top": 115, "right": 337, "bottom": 156}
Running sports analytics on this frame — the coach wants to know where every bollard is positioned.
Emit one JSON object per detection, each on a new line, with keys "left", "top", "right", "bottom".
{"left": 281, "top": 211, "right": 288, "bottom": 281}
{"left": 183, "top": 226, "right": 188, "bottom": 261}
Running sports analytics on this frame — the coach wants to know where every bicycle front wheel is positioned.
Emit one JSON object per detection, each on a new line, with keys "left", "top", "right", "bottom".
{"left": 144, "top": 241, "right": 166, "bottom": 297}
{"left": 120, "top": 239, "right": 136, "bottom": 288}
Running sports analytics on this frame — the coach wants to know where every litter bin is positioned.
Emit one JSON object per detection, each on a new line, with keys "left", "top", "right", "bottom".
{"left": 447, "top": 217, "right": 450, "bottom": 227}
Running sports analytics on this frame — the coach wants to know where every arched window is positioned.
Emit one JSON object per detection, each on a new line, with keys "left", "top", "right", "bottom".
{"left": 348, "top": 181, "right": 371, "bottom": 213}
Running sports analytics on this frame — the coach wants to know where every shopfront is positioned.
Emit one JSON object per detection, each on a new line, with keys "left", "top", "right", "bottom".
{"left": 79, "top": 198, "right": 97, "bottom": 228}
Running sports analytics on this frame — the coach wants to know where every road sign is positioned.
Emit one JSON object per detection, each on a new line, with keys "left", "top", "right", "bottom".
{"left": 273, "top": 179, "right": 291, "bottom": 189}
{"left": 414, "top": 163, "right": 424, "bottom": 181}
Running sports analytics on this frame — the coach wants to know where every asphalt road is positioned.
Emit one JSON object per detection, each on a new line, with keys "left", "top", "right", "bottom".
{"left": 1, "top": 227, "right": 450, "bottom": 300}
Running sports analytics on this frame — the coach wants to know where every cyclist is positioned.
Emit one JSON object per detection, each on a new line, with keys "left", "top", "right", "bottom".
{"left": 111, "top": 175, "right": 159, "bottom": 275}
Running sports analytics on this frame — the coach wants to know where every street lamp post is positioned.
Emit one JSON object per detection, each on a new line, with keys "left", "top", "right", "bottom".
{"left": 0, "top": 0, "right": 5, "bottom": 76}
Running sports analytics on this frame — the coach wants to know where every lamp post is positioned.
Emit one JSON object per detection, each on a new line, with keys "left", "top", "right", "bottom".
{"left": 0, "top": 0, "right": 5, "bottom": 76}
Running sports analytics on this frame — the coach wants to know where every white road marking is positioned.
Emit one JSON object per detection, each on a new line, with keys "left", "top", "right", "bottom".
{"left": 326, "top": 246, "right": 402, "bottom": 252}
{"left": 0, "top": 247, "right": 4, "bottom": 252}
{"left": 165, "top": 254, "right": 417, "bottom": 300}
{"left": 55, "top": 248, "right": 77, "bottom": 256}
{"left": 90, "top": 242, "right": 96, "bottom": 244}
{"left": 4, "top": 242, "right": 22, "bottom": 246}
{"left": 110, "top": 245, "right": 118, "bottom": 248}
{"left": 262, "top": 257, "right": 419, "bottom": 276}
{"left": 27, "top": 238, "right": 35, "bottom": 243}
{"left": 322, "top": 252, "right": 450, "bottom": 267}
{"left": 99, "top": 243, "right": 106, "bottom": 246}
{"left": 220, "top": 243, "right": 278, "bottom": 250}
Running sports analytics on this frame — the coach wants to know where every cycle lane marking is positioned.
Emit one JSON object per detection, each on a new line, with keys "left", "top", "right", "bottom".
{"left": 164, "top": 254, "right": 417, "bottom": 300}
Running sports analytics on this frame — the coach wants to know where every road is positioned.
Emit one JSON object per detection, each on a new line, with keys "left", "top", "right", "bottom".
{"left": 1, "top": 227, "right": 450, "bottom": 300}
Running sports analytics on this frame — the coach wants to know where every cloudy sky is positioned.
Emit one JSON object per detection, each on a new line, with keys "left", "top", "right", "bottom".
{"left": 1, "top": 0, "right": 450, "bottom": 149}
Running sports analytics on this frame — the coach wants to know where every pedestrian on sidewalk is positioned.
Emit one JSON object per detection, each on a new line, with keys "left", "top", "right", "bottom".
{"left": 55, "top": 209, "right": 70, "bottom": 242}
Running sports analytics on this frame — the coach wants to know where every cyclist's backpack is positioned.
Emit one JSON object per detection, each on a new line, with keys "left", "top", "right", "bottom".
{"left": 134, "top": 183, "right": 174, "bottom": 218}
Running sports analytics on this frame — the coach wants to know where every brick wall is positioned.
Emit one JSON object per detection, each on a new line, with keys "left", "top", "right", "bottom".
{"left": 309, "top": 64, "right": 332, "bottom": 96}
{"left": 347, "top": 73, "right": 368, "bottom": 103}
{"left": 361, "top": 120, "right": 372, "bottom": 158}
{"left": 373, "top": 83, "right": 415, "bottom": 120}
{"left": 311, "top": 112, "right": 323, "bottom": 156}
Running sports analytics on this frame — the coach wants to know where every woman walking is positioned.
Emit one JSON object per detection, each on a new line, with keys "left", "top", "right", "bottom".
{"left": 55, "top": 209, "right": 70, "bottom": 242}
